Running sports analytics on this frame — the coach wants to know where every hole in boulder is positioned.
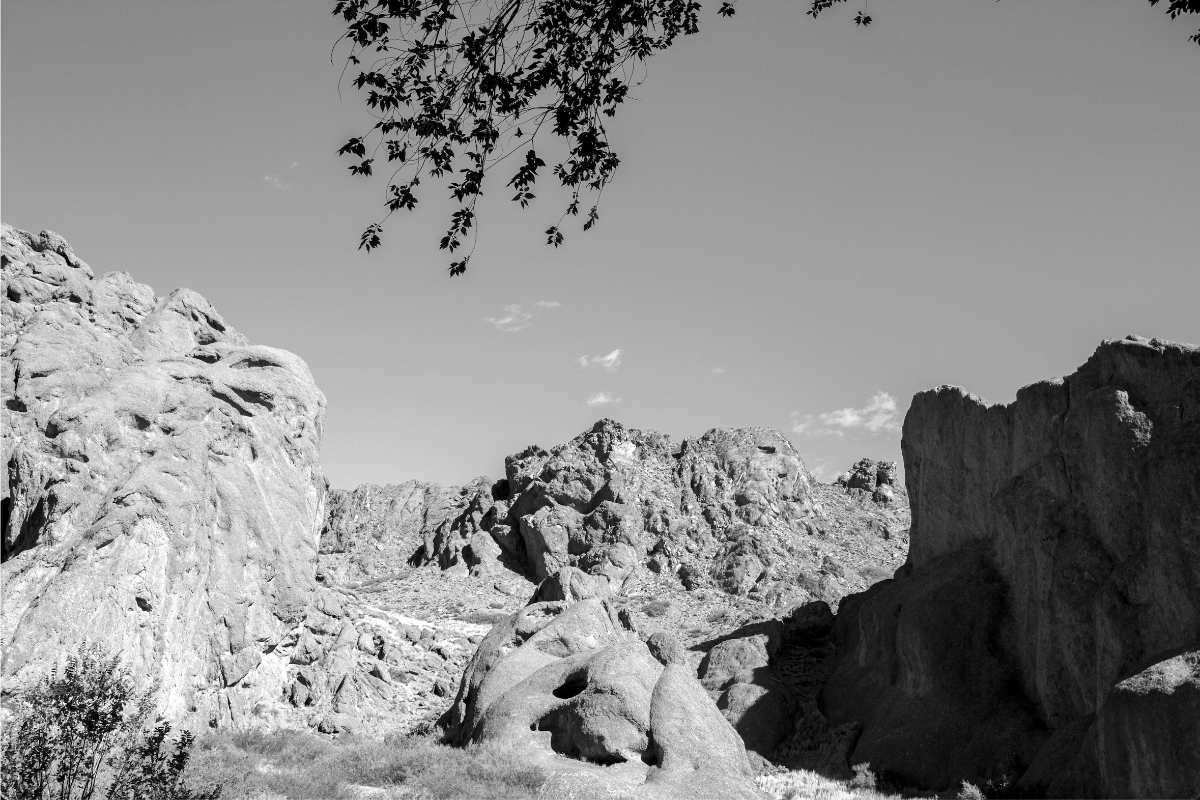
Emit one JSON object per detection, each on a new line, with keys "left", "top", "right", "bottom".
{"left": 6, "top": 397, "right": 27, "bottom": 412}
{"left": 552, "top": 675, "right": 588, "bottom": 699}
{"left": 529, "top": 723, "right": 537, "bottom": 731}
{"left": 758, "top": 445, "right": 777, "bottom": 454}
{"left": 135, "top": 597, "right": 152, "bottom": 612}
{"left": 588, "top": 754, "right": 628, "bottom": 766}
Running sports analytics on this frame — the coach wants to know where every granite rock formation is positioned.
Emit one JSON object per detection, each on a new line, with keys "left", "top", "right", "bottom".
{"left": 0, "top": 225, "right": 333, "bottom": 726}
{"left": 822, "top": 336, "right": 1200, "bottom": 797}
{"left": 441, "top": 598, "right": 765, "bottom": 798}
{"left": 324, "top": 421, "right": 910, "bottom": 614}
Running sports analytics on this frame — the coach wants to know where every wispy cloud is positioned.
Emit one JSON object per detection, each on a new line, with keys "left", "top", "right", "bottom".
{"left": 586, "top": 392, "right": 621, "bottom": 407}
{"left": 791, "top": 392, "right": 902, "bottom": 438}
{"left": 577, "top": 349, "right": 622, "bottom": 371}
{"left": 263, "top": 175, "right": 288, "bottom": 190}
{"left": 712, "top": 367, "right": 726, "bottom": 374}
{"left": 484, "top": 304, "right": 534, "bottom": 332}
{"left": 484, "top": 301, "right": 559, "bottom": 332}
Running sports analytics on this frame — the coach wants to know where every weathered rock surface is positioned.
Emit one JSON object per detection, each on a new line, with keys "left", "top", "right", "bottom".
{"left": 441, "top": 598, "right": 764, "bottom": 798}
{"left": 1, "top": 225, "right": 328, "bottom": 726}
{"left": 326, "top": 420, "right": 910, "bottom": 617}
{"left": 822, "top": 336, "right": 1200, "bottom": 797}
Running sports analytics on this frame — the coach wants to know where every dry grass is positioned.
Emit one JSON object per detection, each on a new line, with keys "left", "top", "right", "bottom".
{"left": 756, "top": 767, "right": 903, "bottom": 800}
{"left": 183, "top": 728, "right": 545, "bottom": 800}
{"left": 461, "top": 608, "right": 511, "bottom": 624}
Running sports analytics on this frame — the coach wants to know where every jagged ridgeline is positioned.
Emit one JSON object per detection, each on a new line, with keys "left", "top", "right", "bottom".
{"left": 3, "top": 225, "right": 1198, "bottom": 799}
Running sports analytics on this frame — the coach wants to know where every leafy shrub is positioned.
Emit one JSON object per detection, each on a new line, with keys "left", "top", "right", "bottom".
{"left": 850, "top": 762, "right": 878, "bottom": 790}
{"left": 0, "top": 644, "right": 216, "bottom": 800}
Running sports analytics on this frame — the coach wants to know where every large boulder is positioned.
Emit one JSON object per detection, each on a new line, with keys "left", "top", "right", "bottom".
{"left": 822, "top": 336, "right": 1200, "bottom": 797}
{"left": 1, "top": 225, "right": 327, "bottom": 726}
{"left": 441, "top": 599, "right": 764, "bottom": 799}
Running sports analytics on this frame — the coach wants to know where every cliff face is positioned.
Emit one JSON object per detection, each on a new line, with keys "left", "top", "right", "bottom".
{"left": 823, "top": 336, "right": 1200, "bottom": 797}
{"left": 1, "top": 225, "right": 328, "bottom": 726}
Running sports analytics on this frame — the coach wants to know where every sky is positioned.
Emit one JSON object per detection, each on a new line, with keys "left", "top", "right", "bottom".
{"left": 3, "top": 1, "right": 1198, "bottom": 489}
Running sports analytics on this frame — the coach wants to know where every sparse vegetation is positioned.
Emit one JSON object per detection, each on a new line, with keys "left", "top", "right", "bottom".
{"left": 462, "top": 608, "right": 511, "bottom": 624}
{"left": 0, "top": 644, "right": 216, "bottom": 800}
{"left": 642, "top": 599, "right": 672, "bottom": 618}
{"left": 957, "top": 780, "right": 987, "bottom": 800}
{"left": 181, "top": 729, "right": 545, "bottom": 800}
{"left": 756, "top": 768, "right": 902, "bottom": 800}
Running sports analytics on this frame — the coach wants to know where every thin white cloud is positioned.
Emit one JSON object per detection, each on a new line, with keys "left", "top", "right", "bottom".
{"left": 578, "top": 349, "right": 622, "bottom": 371}
{"left": 586, "top": 392, "right": 621, "bottom": 407}
{"left": 712, "top": 367, "right": 726, "bottom": 374}
{"left": 263, "top": 175, "right": 288, "bottom": 190}
{"left": 290, "top": 160, "right": 300, "bottom": 169}
{"left": 791, "top": 392, "right": 902, "bottom": 438}
{"left": 484, "top": 304, "right": 533, "bottom": 332}
{"left": 485, "top": 301, "right": 559, "bottom": 332}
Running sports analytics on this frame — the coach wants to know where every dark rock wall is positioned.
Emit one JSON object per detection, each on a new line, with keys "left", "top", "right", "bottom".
{"left": 824, "top": 336, "right": 1200, "bottom": 796}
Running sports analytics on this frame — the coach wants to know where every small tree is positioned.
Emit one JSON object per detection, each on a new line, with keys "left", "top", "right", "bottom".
{"left": 0, "top": 645, "right": 217, "bottom": 800}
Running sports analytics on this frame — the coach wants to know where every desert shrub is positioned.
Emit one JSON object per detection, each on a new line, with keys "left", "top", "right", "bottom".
{"left": 0, "top": 644, "right": 216, "bottom": 800}
{"left": 462, "top": 609, "right": 510, "bottom": 624}
{"left": 850, "top": 762, "right": 878, "bottom": 790}
{"left": 642, "top": 599, "right": 672, "bottom": 618}
{"left": 756, "top": 768, "right": 903, "bottom": 800}
{"left": 957, "top": 781, "right": 986, "bottom": 800}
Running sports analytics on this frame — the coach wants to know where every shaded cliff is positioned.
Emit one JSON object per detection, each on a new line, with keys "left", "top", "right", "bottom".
{"left": 822, "top": 336, "right": 1200, "bottom": 797}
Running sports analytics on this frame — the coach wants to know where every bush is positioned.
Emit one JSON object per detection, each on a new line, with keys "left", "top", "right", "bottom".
{"left": 957, "top": 781, "right": 987, "bottom": 800}
{"left": 0, "top": 644, "right": 216, "bottom": 800}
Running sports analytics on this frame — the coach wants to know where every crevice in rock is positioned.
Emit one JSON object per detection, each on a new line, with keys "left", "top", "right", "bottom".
{"left": 1, "top": 497, "right": 10, "bottom": 552}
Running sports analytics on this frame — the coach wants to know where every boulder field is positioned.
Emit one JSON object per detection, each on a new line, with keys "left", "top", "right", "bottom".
{"left": 3, "top": 225, "right": 1197, "bottom": 798}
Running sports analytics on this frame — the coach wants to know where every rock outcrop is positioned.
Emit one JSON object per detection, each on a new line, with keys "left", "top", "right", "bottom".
{"left": 325, "top": 421, "right": 909, "bottom": 616}
{"left": 440, "top": 598, "right": 765, "bottom": 798}
{"left": 822, "top": 336, "right": 1200, "bottom": 797}
{"left": 0, "top": 225, "right": 333, "bottom": 727}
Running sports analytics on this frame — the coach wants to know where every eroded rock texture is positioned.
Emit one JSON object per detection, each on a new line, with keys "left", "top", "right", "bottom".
{"left": 1, "top": 225, "right": 328, "bottom": 726}
{"left": 441, "top": 599, "right": 765, "bottom": 798}
{"left": 823, "top": 336, "right": 1200, "bottom": 797}
{"left": 325, "top": 420, "right": 909, "bottom": 615}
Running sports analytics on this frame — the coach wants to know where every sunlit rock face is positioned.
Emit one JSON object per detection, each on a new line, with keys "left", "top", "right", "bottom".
{"left": 1, "top": 224, "right": 328, "bottom": 727}
{"left": 824, "top": 335, "right": 1200, "bottom": 797}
